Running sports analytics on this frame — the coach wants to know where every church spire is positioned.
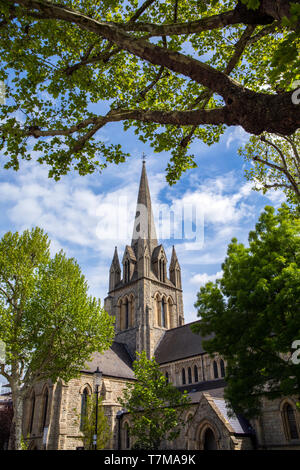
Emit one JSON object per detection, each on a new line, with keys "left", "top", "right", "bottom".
{"left": 112, "top": 246, "right": 120, "bottom": 267}
{"left": 169, "top": 245, "right": 181, "bottom": 288}
{"left": 170, "top": 245, "right": 179, "bottom": 269}
{"left": 131, "top": 161, "right": 158, "bottom": 253}
{"left": 109, "top": 246, "right": 121, "bottom": 291}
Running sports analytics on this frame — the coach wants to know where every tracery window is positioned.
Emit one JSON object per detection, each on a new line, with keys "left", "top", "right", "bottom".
{"left": 125, "top": 297, "right": 129, "bottom": 330}
{"left": 283, "top": 403, "right": 299, "bottom": 440}
{"left": 80, "top": 387, "right": 89, "bottom": 430}
{"left": 188, "top": 367, "right": 192, "bottom": 384}
{"left": 194, "top": 365, "right": 199, "bottom": 383}
{"left": 213, "top": 360, "right": 218, "bottom": 379}
{"left": 29, "top": 391, "right": 35, "bottom": 434}
{"left": 41, "top": 388, "right": 49, "bottom": 431}
{"left": 159, "top": 258, "right": 166, "bottom": 282}
{"left": 182, "top": 368, "right": 186, "bottom": 385}
{"left": 220, "top": 359, "right": 225, "bottom": 378}
{"left": 161, "top": 298, "right": 166, "bottom": 328}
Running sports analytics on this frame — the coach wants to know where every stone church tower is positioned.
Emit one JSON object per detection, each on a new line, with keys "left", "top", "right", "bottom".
{"left": 104, "top": 161, "right": 184, "bottom": 359}
{"left": 20, "top": 162, "right": 300, "bottom": 451}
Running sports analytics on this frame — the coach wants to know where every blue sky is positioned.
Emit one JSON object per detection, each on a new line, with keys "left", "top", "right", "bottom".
{"left": 0, "top": 121, "right": 285, "bottom": 325}
{"left": 0, "top": 120, "right": 287, "bottom": 391}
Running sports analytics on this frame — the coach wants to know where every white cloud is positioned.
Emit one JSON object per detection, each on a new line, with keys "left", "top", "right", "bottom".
{"left": 190, "top": 270, "right": 223, "bottom": 285}
{"left": 264, "top": 189, "right": 286, "bottom": 206}
{"left": 0, "top": 155, "right": 266, "bottom": 319}
{"left": 226, "top": 126, "right": 249, "bottom": 149}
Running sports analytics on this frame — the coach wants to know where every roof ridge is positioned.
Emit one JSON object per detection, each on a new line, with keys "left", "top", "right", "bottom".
{"left": 164, "top": 319, "right": 201, "bottom": 333}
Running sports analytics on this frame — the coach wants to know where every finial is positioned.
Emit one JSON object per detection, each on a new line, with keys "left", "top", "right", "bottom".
{"left": 142, "top": 152, "right": 146, "bottom": 164}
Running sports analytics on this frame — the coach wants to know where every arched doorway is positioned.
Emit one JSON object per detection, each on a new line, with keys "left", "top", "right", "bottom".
{"left": 203, "top": 428, "right": 217, "bottom": 450}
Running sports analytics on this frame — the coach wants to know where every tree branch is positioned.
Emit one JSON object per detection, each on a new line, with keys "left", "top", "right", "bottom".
{"left": 253, "top": 154, "right": 300, "bottom": 198}
{"left": 0, "top": 363, "right": 10, "bottom": 382}
{"left": 23, "top": 107, "right": 231, "bottom": 139}
{"left": 62, "top": 42, "right": 120, "bottom": 76}
{"left": 127, "top": 0, "right": 157, "bottom": 23}
{"left": 4, "top": 0, "right": 300, "bottom": 136}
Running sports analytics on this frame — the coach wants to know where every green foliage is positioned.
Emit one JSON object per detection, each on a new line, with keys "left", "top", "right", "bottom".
{"left": 192, "top": 204, "right": 300, "bottom": 418}
{"left": 0, "top": 226, "right": 115, "bottom": 384}
{"left": 239, "top": 131, "right": 300, "bottom": 205}
{"left": 0, "top": 0, "right": 297, "bottom": 183}
{"left": 77, "top": 394, "right": 112, "bottom": 450}
{"left": 240, "top": 0, "right": 260, "bottom": 9}
{"left": 0, "top": 227, "right": 115, "bottom": 449}
{"left": 118, "top": 351, "right": 190, "bottom": 449}
{"left": 20, "top": 434, "right": 30, "bottom": 450}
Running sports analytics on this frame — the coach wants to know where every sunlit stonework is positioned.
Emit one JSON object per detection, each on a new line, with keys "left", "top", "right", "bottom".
{"left": 20, "top": 163, "right": 300, "bottom": 450}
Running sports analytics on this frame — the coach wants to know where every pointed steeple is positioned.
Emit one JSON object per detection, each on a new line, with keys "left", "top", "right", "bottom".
{"left": 170, "top": 245, "right": 179, "bottom": 269}
{"left": 109, "top": 246, "right": 121, "bottom": 291}
{"left": 111, "top": 246, "right": 121, "bottom": 269}
{"left": 169, "top": 245, "right": 181, "bottom": 288}
{"left": 131, "top": 161, "right": 158, "bottom": 254}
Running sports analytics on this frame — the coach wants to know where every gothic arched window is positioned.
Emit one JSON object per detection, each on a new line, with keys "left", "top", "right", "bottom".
{"left": 125, "top": 298, "right": 129, "bottom": 329}
{"left": 194, "top": 365, "right": 199, "bottom": 383}
{"left": 124, "top": 261, "right": 127, "bottom": 283}
{"left": 159, "top": 258, "right": 166, "bottom": 282}
{"left": 29, "top": 391, "right": 35, "bottom": 434}
{"left": 125, "top": 422, "right": 130, "bottom": 449}
{"left": 165, "top": 372, "right": 169, "bottom": 384}
{"left": 129, "top": 294, "right": 135, "bottom": 327}
{"left": 145, "top": 256, "right": 150, "bottom": 277}
{"left": 283, "top": 403, "right": 299, "bottom": 440}
{"left": 80, "top": 387, "right": 89, "bottom": 430}
{"left": 161, "top": 299, "right": 166, "bottom": 328}
{"left": 203, "top": 428, "right": 217, "bottom": 450}
{"left": 167, "top": 298, "right": 173, "bottom": 328}
{"left": 182, "top": 368, "right": 186, "bottom": 385}
{"left": 188, "top": 367, "right": 192, "bottom": 384}
{"left": 124, "top": 260, "right": 131, "bottom": 283}
{"left": 220, "top": 359, "right": 225, "bottom": 378}
{"left": 127, "top": 261, "right": 130, "bottom": 282}
{"left": 41, "top": 388, "right": 49, "bottom": 431}
{"left": 213, "top": 360, "right": 219, "bottom": 379}
{"left": 154, "top": 294, "right": 161, "bottom": 327}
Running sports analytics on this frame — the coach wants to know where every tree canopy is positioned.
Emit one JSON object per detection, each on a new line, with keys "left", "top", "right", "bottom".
{"left": 192, "top": 204, "right": 300, "bottom": 418}
{"left": 118, "top": 351, "right": 190, "bottom": 449}
{"left": 239, "top": 130, "right": 300, "bottom": 204}
{"left": 0, "top": 227, "right": 115, "bottom": 449}
{"left": 0, "top": 0, "right": 299, "bottom": 183}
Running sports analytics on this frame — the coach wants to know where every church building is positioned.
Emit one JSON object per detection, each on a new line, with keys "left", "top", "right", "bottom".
{"left": 22, "top": 162, "right": 300, "bottom": 450}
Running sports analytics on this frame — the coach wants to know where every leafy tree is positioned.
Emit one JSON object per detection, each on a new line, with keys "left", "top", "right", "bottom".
{"left": 239, "top": 131, "right": 300, "bottom": 204}
{"left": 0, "top": 1, "right": 299, "bottom": 183}
{"left": 78, "top": 394, "right": 112, "bottom": 450}
{"left": 118, "top": 351, "right": 190, "bottom": 449}
{"left": 192, "top": 204, "right": 300, "bottom": 419}
{"left": 0, "top": 227, "right": 115, "bottom": 450}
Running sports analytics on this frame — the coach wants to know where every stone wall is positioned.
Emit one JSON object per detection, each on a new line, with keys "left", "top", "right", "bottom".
{"left": 23, "top": 373, "right": 134, "bottom": 450}
{"left": 251, "top": 395, "right": 300, "bottom": 449}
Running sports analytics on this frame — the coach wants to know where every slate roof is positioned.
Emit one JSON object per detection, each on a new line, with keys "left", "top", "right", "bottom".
{"left": 81, "top": 341, "right": 135, "bottom": 380}
{"left": 210, "top": 397, "right": 254, "bottom": 435}
{"left": 124, "top": 245, "right": 137, "bottom": 261}
{"left": 177, "top": 378, "right": 226, "bottom": 395}
{"left": 155, "top": 321, "right": 214, "bottom": 364}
